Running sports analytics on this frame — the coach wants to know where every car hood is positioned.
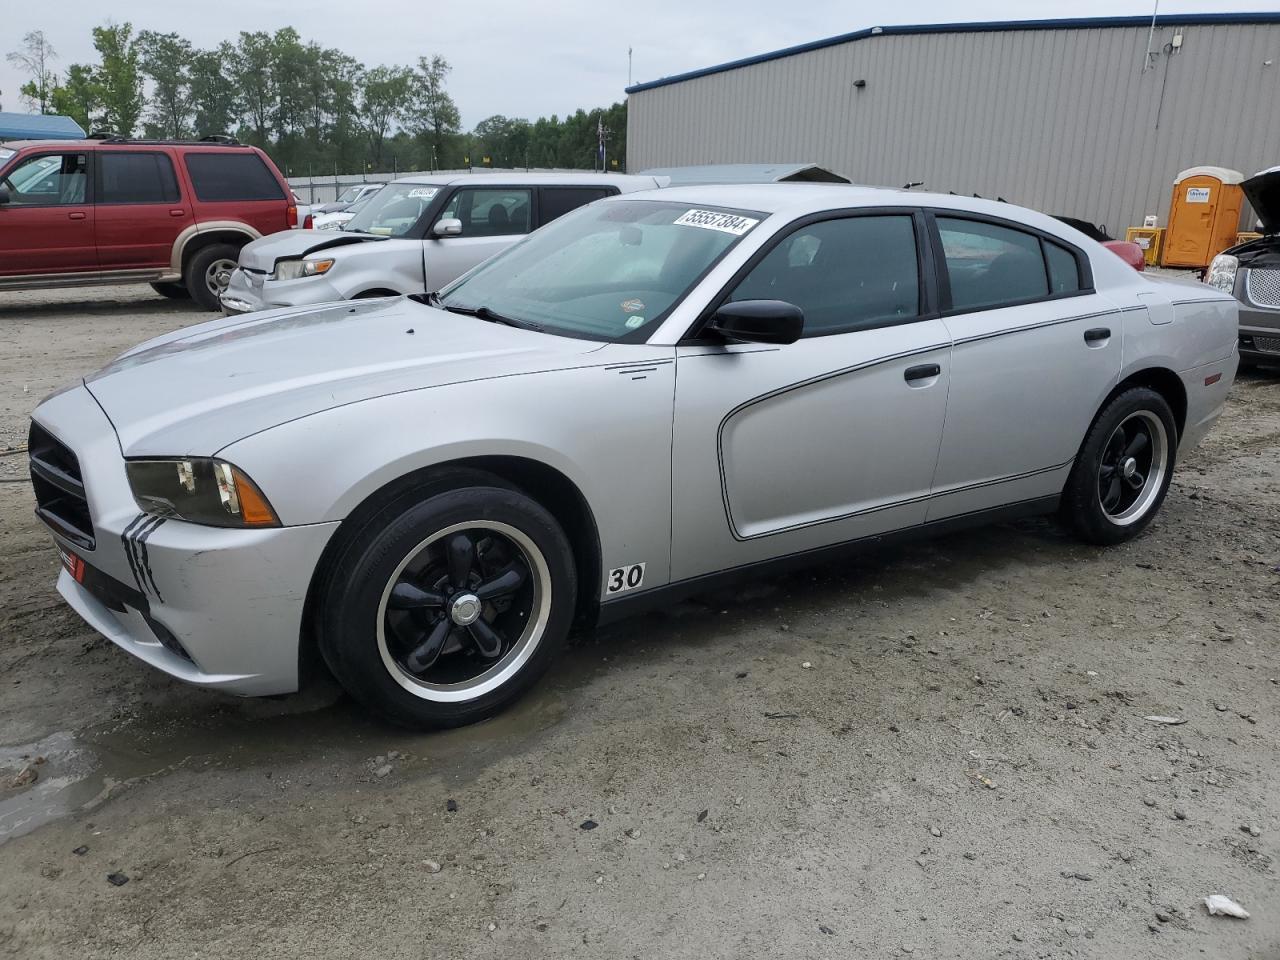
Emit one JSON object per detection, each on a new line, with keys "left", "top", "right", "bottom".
{"left": 236, "top": 229, "right": 387, "bottom": 272}
{"left": 84, "top": 297, "right": 600, "bottom": 457}
{"left": 1243, "top": 166, "right": 1280, "bottom": 235}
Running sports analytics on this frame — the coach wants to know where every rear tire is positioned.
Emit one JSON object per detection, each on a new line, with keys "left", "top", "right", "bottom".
{"left": 318, "top": 477, "right": 577, "bottom": 729}
{"left": 149, "top": 281, "right": 190, "bottom": 300}
{"left": 1061, "top": 387, "right": 1177, "bottom": 545}
{"left": 184, "top": 242, "right": 241, "bottom": 311}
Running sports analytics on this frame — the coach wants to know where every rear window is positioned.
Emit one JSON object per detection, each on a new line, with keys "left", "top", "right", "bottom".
{"left": 99, "top": 152, "right": 180, "bottom": 204}
{"left": 540, "top": 187, "right": 612, "bottom": 225}
{"left": 184, "top": 152, "right": 284, "bottom": 202}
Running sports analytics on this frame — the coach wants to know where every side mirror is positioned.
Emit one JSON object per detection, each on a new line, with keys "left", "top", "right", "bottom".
{"left": 707, "top": 299, "right": 804, "bottom": 345}
{"left": 433, "top": 217, "right": 463, "bottom": 237}
{"left": 0, "top": 186, "right": 10, "bottom": 205}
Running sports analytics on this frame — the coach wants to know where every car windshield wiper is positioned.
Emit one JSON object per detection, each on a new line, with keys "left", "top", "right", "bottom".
{"left": 439, "top": 302, "right": 543, "bottom": 332}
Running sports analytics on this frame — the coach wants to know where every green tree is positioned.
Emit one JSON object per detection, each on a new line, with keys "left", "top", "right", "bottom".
{"left": 50, "top": 64, "right": 102, "bottom": 132}
{"left": 92, "top": 23, "right": 143, "bottom": 136}
{"left": 137, "top": 31, "right": 193, "bottom": 138}
{"left": 229, "top": 31, "right": 276, "bottom": 146}
{"left": 407, "top": 55, "right": 460, "bottom": 169}
{"left": 356, "top": 65, "right": 413, "bottom": 167}
{"left": 190, "top": 45, "right": 240, "bottom": 137}
{"left": 7, "top": 30, "right": 58, "bottom": 114}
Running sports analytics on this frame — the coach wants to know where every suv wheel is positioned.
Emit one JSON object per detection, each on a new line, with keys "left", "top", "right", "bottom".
{"left": 318, "top": 479, "right": 577, "bottom": 729}
{"left": 149, "top": 281, "right": 190, "bottom": 300}
{"left": 185, "top": 243, "right": 241, "bottom": 311}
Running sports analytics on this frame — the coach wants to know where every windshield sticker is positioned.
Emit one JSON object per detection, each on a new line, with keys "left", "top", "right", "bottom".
{"left": 620, "top": 298, "right": 645, "bottom": 313}
{"left": 407, "top": 187, "right": 438, "bottom": 199}
{"left": 625, "top": 315, "right": 646, "bottom": 329}
{"left": 673, "top": 209, "right": 759, "bottom": 235}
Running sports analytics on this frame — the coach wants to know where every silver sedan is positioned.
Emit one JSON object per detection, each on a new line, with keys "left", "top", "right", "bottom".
{"left": 30, "top": 184, "right": 1239, "bottom": 727}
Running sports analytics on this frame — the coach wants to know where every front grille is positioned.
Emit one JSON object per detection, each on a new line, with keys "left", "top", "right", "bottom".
{"left": 1246, "top": 268, "right": 1280, "bottom": 308}
{"left": 1253, "top": 336, "right": 1280, "bottom": 354}
{"left": 28, "top": 421, "right": 95, "bottom": 549}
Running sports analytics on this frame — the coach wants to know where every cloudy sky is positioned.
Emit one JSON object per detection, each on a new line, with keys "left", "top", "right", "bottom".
{"left": 3, "top": 0, "right": 1275, "bottom": 128}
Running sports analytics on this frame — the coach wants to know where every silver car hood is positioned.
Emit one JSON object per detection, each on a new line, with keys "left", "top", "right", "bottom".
{"left": 84, "top": 297, "right": 599, "bottom": 457}
{"left": 236, "top": 229, "right": 388, "bottom": 271}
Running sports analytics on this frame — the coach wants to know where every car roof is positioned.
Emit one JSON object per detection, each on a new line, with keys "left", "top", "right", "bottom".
{"left": 390, "top": 171, "right": 663, "bottom": 188}
{"left": 0, "top": 139, "right": 84, "bottom": 151}
{"left": 609, "top": 182, "right": 1075, "bottom": 230}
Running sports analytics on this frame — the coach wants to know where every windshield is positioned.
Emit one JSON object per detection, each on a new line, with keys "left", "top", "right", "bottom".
{"left": 337, "top": 185, "right": 366, "bottom": 203}
{"left": 437, "top": 199, "right": 764, "bottom": 341}
{"left": 345, "top": 182, "right": 441, "bottom": 236}
{"left": 337, "top": 187, "right": 381, "bottom": 229}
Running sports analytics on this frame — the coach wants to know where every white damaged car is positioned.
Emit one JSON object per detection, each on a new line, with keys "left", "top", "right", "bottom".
{"left": 221, "top": 172, "right": 664, "bottom": 313}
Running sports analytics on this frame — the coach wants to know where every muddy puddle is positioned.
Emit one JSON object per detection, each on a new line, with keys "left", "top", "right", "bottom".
{"left": 0, "top": 674, "right": 576, "bottom": 844}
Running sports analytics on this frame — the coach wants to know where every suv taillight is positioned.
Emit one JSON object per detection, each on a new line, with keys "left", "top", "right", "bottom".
{"left": 286, "top": 204, "right": 298, "bottom": 228}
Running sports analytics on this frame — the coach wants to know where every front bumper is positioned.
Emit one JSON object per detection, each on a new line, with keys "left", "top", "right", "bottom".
{"left": 1237, "top": 303, "right": 1280, "bottom": 362}
{"left": 31, "top": 385, "right": 339, "bottom": 696}
{"left": 221, "top": 266, "right": 348, "bottom": 316}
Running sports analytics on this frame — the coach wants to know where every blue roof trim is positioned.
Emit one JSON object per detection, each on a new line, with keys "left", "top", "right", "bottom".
{"left": 625, "top": 12, "right": 1280, "bottom": 93}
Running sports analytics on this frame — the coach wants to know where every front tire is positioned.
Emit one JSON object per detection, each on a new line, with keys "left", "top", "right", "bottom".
{"left": 318, "top": 480, "right": 577, "bottom": 728}
{"left": 184, "top": 242, "right": 241, "bottom": 311}
{"left": 1061, "top": 386, "right": 1177, "bottom": 545}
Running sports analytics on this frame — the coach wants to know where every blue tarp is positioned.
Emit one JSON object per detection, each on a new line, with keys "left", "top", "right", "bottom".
{"left": 0, "top": 113, "right": 86, "bottom": 141}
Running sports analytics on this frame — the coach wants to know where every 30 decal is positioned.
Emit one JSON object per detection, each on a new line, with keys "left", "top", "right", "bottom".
{"left": 605, "top": 562, "right": 646, "bottom": 595}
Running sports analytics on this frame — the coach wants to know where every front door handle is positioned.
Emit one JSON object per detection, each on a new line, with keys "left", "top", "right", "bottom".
{"left": 1084, "top": 327, "right": 1111, "bottom": 344}
{"left": 904, "top": 363, "right": 941, "bottom": 384}
{"left": 169, "top": 208, "right": 186, "bottom": 217}
{"left": 68, "top": 211, "right": 86, "bottom": 220}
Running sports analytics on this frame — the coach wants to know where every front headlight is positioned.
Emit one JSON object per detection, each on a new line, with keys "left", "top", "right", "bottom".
{"left": 126, "top": 459, "right": 280, "bottom": 528}
{"left": 273, "top": 257, "right": 335, "bottom": 281}
{"left": 1206, "top": 254, "right": 1239, "bottom": 294}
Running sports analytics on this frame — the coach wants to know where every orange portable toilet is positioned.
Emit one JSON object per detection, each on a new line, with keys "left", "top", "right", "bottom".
{"left": 1162, "top": 166, "right": 1245, "bottom": 269}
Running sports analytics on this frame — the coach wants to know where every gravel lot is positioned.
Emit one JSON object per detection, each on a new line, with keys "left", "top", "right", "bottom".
{"left": 0, "top": 284, "right": 1277, "bottom": 959}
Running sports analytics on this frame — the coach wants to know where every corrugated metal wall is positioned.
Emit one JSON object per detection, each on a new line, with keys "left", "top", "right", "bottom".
{"left": 628, "top": 22, "right": 1280, "bottom": 232}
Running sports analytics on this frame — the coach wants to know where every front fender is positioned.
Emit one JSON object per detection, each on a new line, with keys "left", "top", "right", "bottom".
{"left": 218, "top": 351, "right": 678, "bottom": 594}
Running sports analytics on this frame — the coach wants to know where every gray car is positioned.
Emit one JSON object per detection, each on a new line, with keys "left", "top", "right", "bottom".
{"left": 30, "top": 184, "right": 1238, "bottom": 728}
{"left": 1207, "top": 165, "right": 1280, "bottom": 367}
{"left": 220, "top": 172, "right": 665, "bottom": 314}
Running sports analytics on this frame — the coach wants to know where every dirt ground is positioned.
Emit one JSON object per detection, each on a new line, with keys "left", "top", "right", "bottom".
{"left": 0, "top": 283, "right": 1277, "bottom": 959}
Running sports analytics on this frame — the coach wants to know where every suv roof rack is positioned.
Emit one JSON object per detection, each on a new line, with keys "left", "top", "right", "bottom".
{"left": 91, "top": 134, "right": 244, "bottom": 146}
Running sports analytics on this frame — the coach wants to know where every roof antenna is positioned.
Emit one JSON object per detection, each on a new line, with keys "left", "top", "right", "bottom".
{"left": 902, "top": 180, "right": 923, "bottom": 190}
{"left": 1141, "top": 0, "right": 1161, "bottom": 72}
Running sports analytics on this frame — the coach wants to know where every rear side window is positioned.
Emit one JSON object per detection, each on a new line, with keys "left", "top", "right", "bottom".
{"left": 98, "top": 152, "right": 179, "bottom": 204}
{"left": 730, "top": 215, "right": 921, "bottom": 336}
{"left": 540, "top": 187, "right": 612, "bottom": 225}
{"left": 184, "top": 152, "right": 284, "bottom": 202}
{"left": 938, "top": 217, "right": 1049, "bottom": 311}
{"left": 1044, "top": 240, "right": 1082, "bottom": 294}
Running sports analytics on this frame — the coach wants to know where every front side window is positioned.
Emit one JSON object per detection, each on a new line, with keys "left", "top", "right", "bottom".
{"left": 438, "top": 199, "right": 763, "bottom": 341}
{"left": 434, "top": 188, "right": 532, "bottom": 237}
{"left": 184, "top": 152, "right": 284, "bottom": 202}
{"left": 99, "top": 152, "right": 180, "bottom": 204}
{"left": 729, "top": 215, "right": 920, "bottom": 335}
{"left": 938, "top": 217, "right": 1049, "bottom": 311}
{"left": 2, "top": 153, "right": 87, "bottom": 205}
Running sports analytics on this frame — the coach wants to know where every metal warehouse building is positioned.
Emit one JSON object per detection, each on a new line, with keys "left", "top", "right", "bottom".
{"left": 626, "top": 13, "right": 1280, "bottom": 234}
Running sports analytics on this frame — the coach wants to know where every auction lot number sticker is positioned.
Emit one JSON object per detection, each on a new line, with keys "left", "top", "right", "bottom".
{"left": 674, "top": 209, "right": 760, "bottom": 235}
{"left": 606, "top": 562, "right": 646, "bottom": 594}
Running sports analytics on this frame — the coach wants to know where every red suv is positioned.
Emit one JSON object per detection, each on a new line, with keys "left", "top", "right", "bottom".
{"left": 0, "top": 136, "right": 298, "bottom": 310}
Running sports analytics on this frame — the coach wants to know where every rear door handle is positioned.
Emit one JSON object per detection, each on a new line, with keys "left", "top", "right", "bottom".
{"left": 904, "top": 363, "right": 941, "bottom": 384}
{"left": 1084, "top": 327, "right": 1111, "bottom": 344}
{"left": 68, "top": 211, "right": 86, "bottom": 220}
